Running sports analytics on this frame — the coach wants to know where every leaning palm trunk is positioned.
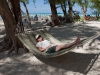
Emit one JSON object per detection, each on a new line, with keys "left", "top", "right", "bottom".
{"left": 0, "top": 0, "right": 17, "bottom": 53}
{"left": 22, "top": 2, "right": 31, "bottom": 21}
{"left": 68, "top": 0, "right": 74, "bottom": 22}
{"left": 9, "top": 0, "right": 21, "bottom": 23}
{"left": 82, "top": 7, "right": 87, "bottom": 21}
{"left": 49, "top": 1, "right": 60, "bottom": 26}
{"left": 61, "top": 3, "right": 67, "bottom": 17}
{"left": 22, "top": 2, "right": 31, "bottom": 28}
{"left": 0, "top": 0, "right": 26, "bottom": 54}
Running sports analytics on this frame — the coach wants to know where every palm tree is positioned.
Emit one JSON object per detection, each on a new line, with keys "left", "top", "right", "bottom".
{"left": 56, "top": 0, "right": 75, "bottom": 22}
{"left": 90, "top": 0, "right": 100, "bottom": 11}
{"left": 8, "top": 0, "right": 22, "bottom": 23}
{"left": 44, "top": 0, "right": 60, "bottom": 26}
{"left": 0, "top": 0, "right": 19, "bottom": 54}
{"left": 56, "top": 0, "right": 68, "bottom": 18}
{"left": 74, "top": 0, "right": 89, "bottom": 20}
{"left": 8, "top": 0, "right": 24, "bottom": 33}
{"left": 60, "top": 1, "right": 67, "bottom": 17}
{"left": 68, "top": 0, "right": 74, "bottom": 22}
{"left": 90, "top": 0, "right": 100, "bottom": 20}
{"left": 0, "top": 0, "right": 28, "bottom": 54}
{"left": 20, "top": 0, "right": 31, "bottom": 21}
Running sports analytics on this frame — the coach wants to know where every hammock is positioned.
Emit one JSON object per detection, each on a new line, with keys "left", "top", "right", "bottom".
{"left": 16, "top": 29, "right": 100, "bottom": 58}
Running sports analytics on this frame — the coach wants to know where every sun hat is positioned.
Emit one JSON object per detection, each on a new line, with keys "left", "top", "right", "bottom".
{"left": 35, "top": 34, "right": 41, "bottom": 39}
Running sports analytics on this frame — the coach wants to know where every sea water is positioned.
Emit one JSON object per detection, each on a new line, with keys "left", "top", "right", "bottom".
{"left": 29, "top": 13, "right": 64, "bottom": 17}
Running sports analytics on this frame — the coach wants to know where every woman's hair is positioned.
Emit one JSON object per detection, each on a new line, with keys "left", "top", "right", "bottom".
{"left": 36, "top": 35, "right": 43, "bottom": 42}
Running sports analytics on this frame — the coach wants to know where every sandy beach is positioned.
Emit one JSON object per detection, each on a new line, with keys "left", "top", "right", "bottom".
{"left": 0, "top": 20, "right": 100, "bottom": 75}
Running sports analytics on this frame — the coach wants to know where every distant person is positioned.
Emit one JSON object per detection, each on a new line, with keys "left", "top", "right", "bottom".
{"left": 24, "top": 18, "right": 28, "bottom": 23}
{"left": 23, "top": 19, "right": 30, "bottom": 28}
{"left": 35, "top": 34, "right": 81, "bottom": 54}
{"left": 34, "top": 14, "right": 38, "bottom": 21}
{"left": 77, "top": 15, "right": 80, "bottom": 21}
{"left": 84, "top": 15, "right": 87, "bottom": 20}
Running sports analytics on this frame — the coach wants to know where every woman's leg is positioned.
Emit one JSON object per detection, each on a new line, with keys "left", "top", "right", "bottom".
{"left": 55, "top": 36, "right": 80, "bottom": 51}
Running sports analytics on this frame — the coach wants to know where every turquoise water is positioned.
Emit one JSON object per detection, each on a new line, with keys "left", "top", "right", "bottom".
{"left": 29, "top": 13, "right": 64, "bottom": 17}
{"left": 29, "top": 13, "right": 86, "bottom": 17}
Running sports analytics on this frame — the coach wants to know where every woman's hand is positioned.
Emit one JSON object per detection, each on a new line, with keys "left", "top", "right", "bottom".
{"left": 38, "top": 45, "right": 51, "bottom": 52}
{"left": 45, "top": 45, "right": 51, "bottom": 49}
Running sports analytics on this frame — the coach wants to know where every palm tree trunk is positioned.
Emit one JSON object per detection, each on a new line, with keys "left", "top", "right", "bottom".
{"left": 22, "top": 2, "right": 31, "bottom": 27}
{"left": 68, "top": 0, "right": 74, "bottom": 22}
{"left": 22, "top": 2, "right": 31, "bottom": 21}
{"left": 0, "top": 0, "right": 26, "bottom": 54}
{"left": 61, "top": 3, "right": 67, "bottom": 17}
{"left": 82, "top": 7, "right": 87, "bottom": 21}
{"left": 9, "top": 0, "right": 24, "bottom": 32}
{"left": 0, "top": 0, "right": 17, "bottom": 52}
{"left": 49, "top": 1, "right": 60, "bottom": 26}
{"left": 9, "top": 0, "right": 21, "bottom": 23}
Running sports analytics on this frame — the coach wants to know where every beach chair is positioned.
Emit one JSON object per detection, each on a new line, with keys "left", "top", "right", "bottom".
{"left": 16, "top": 29, "right": 100, "bottom": 58}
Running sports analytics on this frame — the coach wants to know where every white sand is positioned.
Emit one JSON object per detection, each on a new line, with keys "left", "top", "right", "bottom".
{"left": 0, "top": 20, "right": 100, "bottom": 75}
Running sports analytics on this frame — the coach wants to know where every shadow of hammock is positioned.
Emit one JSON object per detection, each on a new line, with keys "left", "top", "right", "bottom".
{"left": 36, "top": 52, "right": 99, "bottom": 74}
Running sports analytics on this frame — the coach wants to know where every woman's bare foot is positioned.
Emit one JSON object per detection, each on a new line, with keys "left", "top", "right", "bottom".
{"left": 75, "top": 36, "right": 81, "bottom": 45}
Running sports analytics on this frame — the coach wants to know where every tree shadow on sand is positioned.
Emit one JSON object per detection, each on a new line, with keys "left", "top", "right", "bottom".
{"left": 47, "top": 22, "right": 100, "bottom": 41}
{"left": 0, "top": 51, "right": 99, "bottom": 75}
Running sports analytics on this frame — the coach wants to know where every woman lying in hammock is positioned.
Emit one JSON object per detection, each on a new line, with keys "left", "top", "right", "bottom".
{"left": 35, "top": 34, "right": 81, "bottom": 54}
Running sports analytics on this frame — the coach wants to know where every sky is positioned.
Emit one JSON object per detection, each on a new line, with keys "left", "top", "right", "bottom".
{"left": 20, "top": 0, "right": 92, "bottom": 14}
